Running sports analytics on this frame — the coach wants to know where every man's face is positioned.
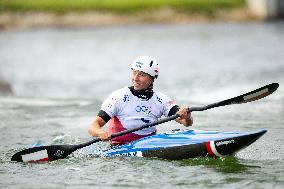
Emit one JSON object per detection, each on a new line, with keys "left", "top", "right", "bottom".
{"left": 131, "top": 69, "right": 153, "bottom": 90}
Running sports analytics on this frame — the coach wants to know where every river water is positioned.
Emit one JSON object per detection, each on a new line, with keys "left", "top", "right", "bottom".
{"left": 0, "top": 22, "right": 284, "bottom": 189}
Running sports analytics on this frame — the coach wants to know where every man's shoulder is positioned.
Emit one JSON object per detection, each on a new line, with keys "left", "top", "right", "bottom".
{"left": 153, "top": 91, "right": 176, "bottom": 106}
{"left": 102, "top": 87, "right": 130, "bottom": 107}
{"left": 154, "top": 91, "right": 169, "bottom": 99}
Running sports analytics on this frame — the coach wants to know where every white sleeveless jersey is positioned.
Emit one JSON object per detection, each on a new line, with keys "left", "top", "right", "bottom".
{"left": 101, "top": 86, "right": 177, "bottom": 135}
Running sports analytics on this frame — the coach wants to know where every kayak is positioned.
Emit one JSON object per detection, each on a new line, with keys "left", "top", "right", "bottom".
{"left": 103, "top": 129, "right": 267, "bottom": 160}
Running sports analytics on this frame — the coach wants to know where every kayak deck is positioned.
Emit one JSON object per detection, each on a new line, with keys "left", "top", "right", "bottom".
{"left": 103, "top": 129, "right": 267, "bottom": 160}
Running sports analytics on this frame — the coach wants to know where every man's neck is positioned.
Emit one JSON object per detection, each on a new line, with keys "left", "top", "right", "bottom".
{"left": 129, "top": 85, "right": 154, "bottom": 100}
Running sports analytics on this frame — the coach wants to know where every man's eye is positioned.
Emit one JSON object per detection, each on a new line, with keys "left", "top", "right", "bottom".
{"left": 139, "top": 73, "right": 146, "bottom": 77}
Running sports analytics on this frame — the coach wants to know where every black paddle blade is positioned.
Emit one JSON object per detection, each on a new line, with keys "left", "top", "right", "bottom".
{"left": 226, "top": 82, "right": 279, "bottom": 105}
{"left": 189, "top": 83, "right": 279, "bottom": 112}
{"left": 240, "top": 83, "right": 279, "bottom": 103}
{"left": 11, "top": 145, "right": 76, "bottom": 163}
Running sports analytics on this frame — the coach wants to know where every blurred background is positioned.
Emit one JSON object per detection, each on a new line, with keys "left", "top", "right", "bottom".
{"left": 0, "top": 1, "right": 284, "bottom": 188}
{"left": 0, "top": 0, "right": 283, "bottom": 97}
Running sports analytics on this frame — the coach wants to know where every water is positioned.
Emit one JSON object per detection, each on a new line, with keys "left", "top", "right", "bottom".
{"left": 1, "top": 21, "right": 284, "bottom": 188}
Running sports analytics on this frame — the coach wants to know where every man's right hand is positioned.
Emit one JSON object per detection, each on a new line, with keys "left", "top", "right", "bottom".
{"left": 88, "top": 116, "right": 111, "bottom": 140}
{"left": 98, "top": 131, "right": 111, "bottom": 141}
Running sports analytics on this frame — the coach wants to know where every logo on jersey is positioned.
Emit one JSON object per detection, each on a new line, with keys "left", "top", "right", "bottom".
{"left": 141, "top": 118, "right": 151, "bottom": 123}
{"left": 123, "top": 94, "right": 130, "bottom": 102}
{"left": 156, "top": 96, "right": 163, "bottom": 104}
{"left": 135, "top": 105, "right": 152, "bottom": 114}
{"left": 105, "top": 97, "right": 118, "bottom": 109}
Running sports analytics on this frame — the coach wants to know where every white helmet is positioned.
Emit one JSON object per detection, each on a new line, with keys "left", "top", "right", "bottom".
{"left": 131, "top": 56, "right": 159, "bottom": 78}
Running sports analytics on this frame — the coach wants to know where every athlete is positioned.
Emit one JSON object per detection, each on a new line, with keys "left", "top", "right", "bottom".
{"left": 88, "top": 56, "right": 193, "bottom": 145}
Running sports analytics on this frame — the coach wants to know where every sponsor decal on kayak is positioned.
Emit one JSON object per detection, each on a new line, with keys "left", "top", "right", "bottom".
{"left": 216, "top": 139, "right": 235, "bottom": 147}
{"left": 206, "top": 139, "right": 235, "bottom": 157}
{"left": 110, "top": 151, "right": 143, "bottom": 157}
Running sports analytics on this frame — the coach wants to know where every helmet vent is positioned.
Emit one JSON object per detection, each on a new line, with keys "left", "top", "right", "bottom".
{"left": 150, "top": 61, "right": 153, "bottom": 67}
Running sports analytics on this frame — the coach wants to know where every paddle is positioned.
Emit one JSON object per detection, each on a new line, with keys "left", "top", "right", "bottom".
{"left": 11, "top": 83, "right": 279, "bottom": 162}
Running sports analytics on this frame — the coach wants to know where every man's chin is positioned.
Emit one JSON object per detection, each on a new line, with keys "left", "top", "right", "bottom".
{"left": 133, "top": 85, "right": 142, "bottom": 90}
{"left": 133, "top": 87, "right": 140, "bottom": 90}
